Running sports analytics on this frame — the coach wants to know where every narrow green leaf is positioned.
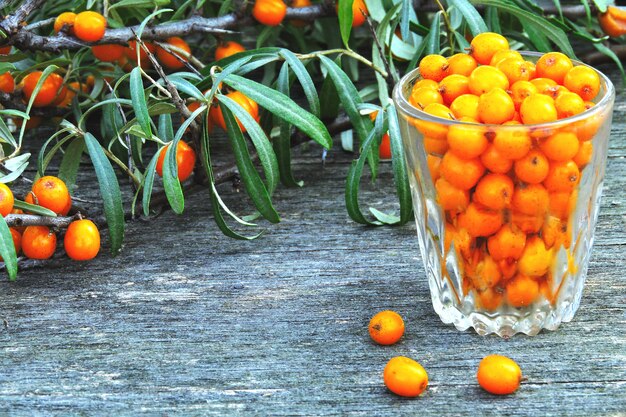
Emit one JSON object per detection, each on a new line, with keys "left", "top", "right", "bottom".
{"left": 592, "top": 43, "right": 626, "bottom": 80}
{"left": 338, "top": 0, "right": 354, "bottom": 47}
{"left": 162, "top": 140, "right": 185, "bottom": 214}
{"left": 166, "top": 75, "right": 204, "bottom": 100}
{"left": 130, "top": 67, "right": 152, "bottom": 139}
{"left": 425, "top": 11, "right": 442, "bottom": 55}
{"left": 446, "top": 0, "right": 488, "bottom": 35}
{"left": 275, "top": 63, "right": 303, "bottom": 187}
{"left": 84, "top": 133, "right": 125, "bottom": 255}
{"left": 158, "top": 113, "right": 174, "bottom": 142}
{"left": 400, "top": 0, "right": 411, "bottom": 40}
{"left": 387, "top": 106, "right": 413, "bottom": 225}
{"left": 319, "top": 73, "right": 340, "bottom": 119}
{"left": 141, "top": 149, "right": 161, "bottom": 217}
{"left": 0, "top": 215, "right": 17, "bottom": 281}
{"left": 369, "top": 207, "right": 400, "bottom": 225}
{"left": 13, "top": 200, "right": 57, "bottom": 217}
{"left": 485, "top": 7, "right": 501, "bottom": 32}
{"left": 279, "top": 49, "right": 320, "bottom": 117}
{"left": 58, "top": 138, "right": 85, "bottom": 193}
{"left": 223, "top": 74, "right": 332, "bottom": 149}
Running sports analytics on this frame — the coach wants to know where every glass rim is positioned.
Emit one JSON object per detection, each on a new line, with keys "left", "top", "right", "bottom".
{"left": 392, "top": 51, "right": 616, "bottom": 129}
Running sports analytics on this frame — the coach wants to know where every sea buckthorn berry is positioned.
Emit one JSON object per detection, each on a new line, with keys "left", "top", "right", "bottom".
{"left": 458, "top": 202, "right": 504, "bottom": 238}
{"left": 518, "top": 236, "right": 553, "bottom": 277}
{"left": 29, "top": 176, "right": 72, "bottom": 216}
{"left": 549, "top": 190, "right": 576, "bottom": 219}
{"left": 21, "top": 226, "right": 56, "bottom": 260}
{"left": 468, "top": 66, "right": 509, "bottom": 95}
{"left": 156, "top": 37, "right": 191, "bottom": 69}
{"left": 469, "top": 254, "right": 502, "bottom": 291}
{"left": 489, "top": 49, "right": 522, "bottom": 66}
{"left": 481, "top": 143, "right": 513, "bottom": 174}
{"left": 210, "top": 91, "right": 260, "bottom": 133}
{"left": 22, "top": 72, "right": 64, "bottom": 108}
{"left": 440, "top": 152, "right": 485, "bottom": 190}
{"left": 496, "top": 57, "right": 534, "bottom": 84}
{"left": 536, "top": 52, "right": 573, "bottom": 84}
{"left": 424, "top": 136, "right": 449, "bottom": 155}
{"left": 414, "top": 103, "right": 452, "bottom": 139}
{"left": 54, "top": 12, "right": 76, "bottom": 34}
{"left": 542, "top": 216, "right": 570, "bottom": 249}
{"left": 438, "top": 74, "right": 469, "bottom": 105}
{"left": 64, "top": 219, "right": 100, "bottom": 261}
{"left": 450, "top": 94, "right": 479, "bottom": 120}
{"left": 444, "top": 222, "right": 473, "bottom": 259}
{"left": 474, "top": 174, "right": 514, "bottom": 210}
{"left": 409, "top": 86, "right": 444, "bottom": 109}
{"left": 478, "top": 88, "right": 515, "bottom": 124}
{"left": 478, "top": 287, "right": 504, "bottom": 310}
{"left": 488, "top": 224, "right": 526, "bottom": 261}
{"left": 156, "top": 141, "right": 197, "bottom": 182}
{"left": 0, "top": 183, "right": 14, "bottom": 217}
{"left": 563, "top": 66, "right": 601, "bottom": 101}
{"left": 543, "top": 160, "right": 580, "bottom": 192}
{"left": 445, "top": 53, "right": 477, "bottom": 76}
{"left": 511, "top": 211, "right": 544, "bottom": 234}
{"left": 215, "top": 41, "right": 246, "bottom": 61}
{"left": 493, "top": 127, "right": 532, "bottom": 161}
{"left": 573, "top": 141, "right": 593, "bottom": 168}
{"left": 511, "top": 183, "right": 549, "bottom": 216}
{"left": 543, "top": 85, "right": 568, "bottom": 101}
{"left": 510, "top": 80, "right": 537, "bottom": 111}
{"left": 349, "top": 0, "right": 369, "bottom": 27}
{"left": 530, "top": 77, "right": 558, "bottom": 94}
{"left": 469, "top": 32, "right": 509, "bottom": 65}
{"left": 555, "top": 91, "right": 586, "bottom": 119}
{"left": 539, "top": 132, "right": 579, "bottom": 161}
{"left": 413, "top": 78, "right": 439, "bottom": 90}
{"left": 477, "top": 355, "right": 522, "bottom": 395}
{"left": 0, "top": 72, "right": 14, "bottom": 94}
{"left": 573, "top": 114, "right": 602, "bottom": 141}
{"left": 506, "top": 273, "right": 540, "bottom": 307}
{"left": 379, "top": 133, "right": 391, "bottom": 159}
{"left": 520, "top": 94, "right": 557, "bottom": 125}
{"left": 368, "top": 310, "right": 405, "bottom": 345}
{"left": 253, "top": 0, "right": 288, "bottom": 26}
{"left": 419, "top": 54, "right": 448, "bottom": 82}
{"left": 73, "top": 11, "right": 107, "bottom": 42}
{"left": 7, "top": 228, "right": 21, "bottom": 256}
{"left": 0, "top": 46, "right": 9, "bottom": 55}
{"left": 92, "top": 44, "right": 125, "bottom": 62}
{"left": 447, "top": 123, "right": 487, "bottom": 159}
{"left": 427, "top": 155, "right": 441, "bottom": 181}
{"left": 436, "top": 178, "right": 470, "bottom": 213}
{"left": 384, "top": 356, "right": 429, "bottom": 397}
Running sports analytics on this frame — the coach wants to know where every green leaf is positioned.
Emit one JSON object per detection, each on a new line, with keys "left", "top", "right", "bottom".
{"left": 13, "top": 200, "right": 56, "bottom": 217}
{"left": 387, "top": 106, "right": 413, "bottom": 225}
{"left": 592, "top": 43, "right": 626, "bottom": 81}
{"left": 109, "top": 0, "right": 170, "bottom": 9}
{"left": 130, "top": 67, "right": 152, "bottom": 139}
{"left": 223, "top": 74, "right": 332, "bottom": 149}
{"left": 84, "top": 133, "right": 125, "bottom": 255}
{"left": 166, "top": 75, "right": 204, "bottom": 100}
{"left": 141, "top": 150, "right": 161, "bottom": 217}
{"left": 162, "top": 140, "right": 185, "bottom": 214}
{"left": 400, "top": 0, "right": 411, "bottom": 40}
{"left": 485, "top": 7, "right": 501, "bottom": 32}
{"left": 319, "top": 73, "right": 340, "bottom": 119}
{"left": 338, "top": 0, "right": 354, "bottom": 47}
{"left": 592, "top": 0, "right": 610, "bottom": 13}
{"left": 158, "top": 113, "right": 174, "bottom": 142}
{"left": 58, "top": 138, "right": 85, "bottom": 193}
{"left": 275, "top": 63, "right": 303, "bottom": 188}
{"left": 279, "top": 49, "right": 320, "bottom": 117}
{"left": 221, "top": 104, "right": 280, "bottom": 224}
{"left": 0, "top": 215, "right": 17, "bottom": 281}
{"left": 216, "top": 94, "right": 279, "bottom": 195}
{"left": 446, "top": 0, "right": 488, "bottom": 35}
{"left": 425, "top": 11, "right": 442, "bottom": 55}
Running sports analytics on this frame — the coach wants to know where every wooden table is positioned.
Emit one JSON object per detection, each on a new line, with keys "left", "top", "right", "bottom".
{"left": 0, "top": 66, "right": 624, "bottom": 415}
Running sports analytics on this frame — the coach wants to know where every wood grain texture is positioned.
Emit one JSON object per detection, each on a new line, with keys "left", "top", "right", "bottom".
{"left": 0, "top": 67, "right": 624, "bottom": 416}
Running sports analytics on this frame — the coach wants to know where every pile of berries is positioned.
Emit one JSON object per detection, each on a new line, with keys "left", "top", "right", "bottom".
{"left": 409, "top": 32, "right": 606, "bottom": 311}
{"left": 0, "top": 176, "right": 100, "bottom": 262}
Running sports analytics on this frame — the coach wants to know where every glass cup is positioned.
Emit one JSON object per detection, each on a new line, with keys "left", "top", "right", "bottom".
{"left": 393, "top": 53, "right": 615, "bottom": 336}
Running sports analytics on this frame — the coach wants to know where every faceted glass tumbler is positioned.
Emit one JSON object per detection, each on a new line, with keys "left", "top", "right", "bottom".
{"left": 392, "top": 55, "right": 615, "bottom": 337}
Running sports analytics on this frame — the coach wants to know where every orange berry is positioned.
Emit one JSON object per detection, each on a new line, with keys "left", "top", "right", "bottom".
{"left": 514, "top": 150, "right": 549, "bottom": 184}
{"left": 445, "top": 53, "right": 477, "bottom": 76}
{"left": 450, "top": 94, "right": 479, "bottom": 120}
{"left": 424, "top": 136, "right": 449, "bottom": 155}
{"left": 520, "top": 94, "right": 557, "bottom": 125}
{"left": 156, "top": 37, "right": 191, "bottom": 70}
{"left": 29, "top": 176, "right": 71, "bottom": 216}
{"left": 349, "top": 0, "right": 368, "bottom": 27}
{"left": 427, "top": 155, "right": 441, "bottom": 181}
{"left": 543, "top": 85, "right": 569, "bottom": 101}
{"left": 555, "top": 91, "right": 586, "bottom": 119}
{"left": 549, "top": 190, "right": 577, "bottom": 219}
{"left": 573, "top": 113, "right": 603, "bottom": 142}
{"left": 54, "top": 12, "right": 76, "bottom": 34}
{"left": 480, "top": 143, "right": 513, "bottom": 174}
{"left": 215, "top": 41, "right": 246, "bottom": 61}
{"left": 511, "top": 211, "right": 544, "bottom": 234}
{"left": 419, "top": 54, "right": 449, "bottom": 82}
{"left": 469, "top": 32, "right": 510, "bottom": 65}
{"left": 474, "top": 173, "right": 514, "bottom": 210}
{"left": 563, "top": 66, "right": 601, "bottom": 101}
{"left": 440, "top": 152, "right": 485, "bottom": 190}
{"left": 409, "top": 86, "right": 443, "bottom": 109}
{"left": 478, "top": 287, "right": 504, "bottom": 311}
{"left": 477, "top": 355, "right": 522, "bottom": 395}
{"left": 511, "top": 183, "right": 549, "bottom": 216}
{"left": 368, "top": 310, "right": 405, "bottom": 345}
{"left": 22, "top": 71, "right": 64, "bottom": 107}
{"left": 73, "top": 11, "right": 106, "bottom": 43}
{"left": 435, "top": 177, "right": 470, "bottom": 213}
{"left": 253, "top": 0, "right": 288, "bottom": 26}
{"left": 496, "top": 57, "right": 534, "bottom": 84}
{"left": 493, "top": 127, "right": 532, "bottom": 160}
{"left": 413, "top": 103, "right": 452, "bottom": 139}
{"left": 478, "top": 88, "right": 515, "bottom": 124}
{"left": 488, "top": 224, "right": 526, "bottom": 261}
{"left": 506, "top": 274, "right": 540, "bottom": 307}
{"left": 0, "top": 72, "right": 14, "bottom": 94}
{"left": 64, "top": 219, "right": 100, "bottom": 261}
{"left": 7, "top": 228, "right": 22, "bottom": 256}
{"left": 383, "top": 356, "right": 429, "bottom": 397}
{"left": 413, "top": 78, "right": 439, "bottom": 90}
{"left": 518, "top": 236, "right": 553, "bottom": 277}
{"left": 530, "top": 77, "right": 558, "bottom": 94}
{"left": 535, "top": 52, "right": 573, "bottom": 84}
{"left": 543, "top": 160, "right": 580, "bottom": 192}
{"left": 509, "top": 80, "right": 537, "bottom": 111}
{"left": 447, "top": 123, "right": 487, "bottom": 159}
{"left": 539, "top": 131, "right": 579, "bottom": 161}
{"left": 0, "top": 46, "right": 9, "bottom": 55}
{"left": 542, "top": 216, "right": 570, "bottom": 249}
{"left": 438, "top": 74, "right": 469, "bottom": 105}
{"left": 467, "top": 253, "right": 502, "bottom": 291}
{"left": 489, "top": 49, "right": 522, "bottom": 66}
{"left": 21, "top": 226, "right": 56, "bottom": 260}
{"left": 0, "top": 183, "right": 14, "bottom": 217}
{"left": 379, "top": 133, "right": 391, "bottom": 159}
{"left": 155, "top": 141, "right": 197, "bottom": 182}
{"left": 92, "top": 44, "right": 125, "bottom": 62}
{"left": 210, "top": 91, "right": 260, "bottom": 133}
{"left": 458, "top": 202, "right": 503, "bottom": 237}
{"left": 468, "top": 65, "right": 509, "bottom": 95}
{"left": 573, "top": 141, "right": 593, "bottom": 168}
